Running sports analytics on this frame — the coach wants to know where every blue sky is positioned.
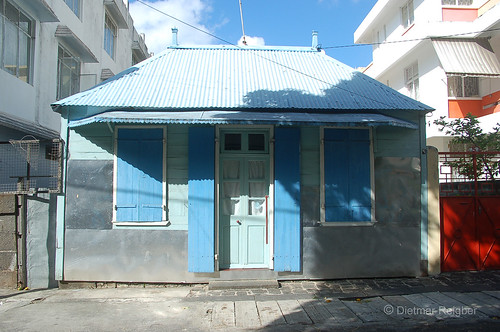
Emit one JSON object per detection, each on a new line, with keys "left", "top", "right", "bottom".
{"left": 128, "top": 0, "right": 377, "bottom": 68}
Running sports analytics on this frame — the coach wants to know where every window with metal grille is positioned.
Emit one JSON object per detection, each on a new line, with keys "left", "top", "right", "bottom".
{"left": 442, "top": 0, "right": 474, "bottom": 6}
{"left": 447, "top": 76, "right": 479, "bottom": 97}
{"left": 0, "top": 0, "right": 34, "bottom": 83}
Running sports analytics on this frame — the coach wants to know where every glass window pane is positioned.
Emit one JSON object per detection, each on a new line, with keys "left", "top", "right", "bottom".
{"left": 18, "top": 32, "right": 29, "bottom": 82}
{"left": 249, "top": 199, "right": 265, "bottom": 216}
{"left": 223, "top": 160, "right": 240, "bottom": 179}
{"left": 447, "top": 76, "right": 462, "bottom": 97}
{"left": 223, "top": 182, "right": 240, "bottom": 198}
{"left": 224, "top": 134, "right": 241, "bottom": 151}
{"left": 60, "top": 63, "right": 71, "bottom": 98}
{"left": 249, "top": 182, "right": 266, "bottom": 198}
{"left": 248, "top": 134, "right": 265, "bottom": 151}
{"left": 0, "top": 17, "right": 3, "bottom": 64}
{"left": 223, "top": 199, "right": 240, "bottom": 215}
{"left": 19, "top": 12, "right": 30, "bottom": 35}
{"left": 248, "top": 160, "right": 265, "bottom": 179}
{"left": 4, "top": 21, "right": 18, "bottom": 76}
{"left": 464, "top": 77, "right": 479, "bottom": 97}
{"left": 5, "top": 1, "right": 17, "bottom": 24}
{"left": 0, "top": 0, "right": 4, "bottom": 15}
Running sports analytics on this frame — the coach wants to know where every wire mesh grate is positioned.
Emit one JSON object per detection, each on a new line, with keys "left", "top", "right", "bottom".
{"left": 0, "top": 138, "right": 63, "bottom": 194}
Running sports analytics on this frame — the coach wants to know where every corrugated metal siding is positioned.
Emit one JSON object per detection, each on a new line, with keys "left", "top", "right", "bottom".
{"left": 53, "top": 46, "right": 432, "bottom": 112}
{"left": 432, "top": 38, "right": 500, "bottom": 76}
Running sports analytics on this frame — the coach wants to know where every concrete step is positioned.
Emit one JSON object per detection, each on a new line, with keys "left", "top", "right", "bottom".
{"left": 208, "top": 279, "right": 279, "bottom": 290}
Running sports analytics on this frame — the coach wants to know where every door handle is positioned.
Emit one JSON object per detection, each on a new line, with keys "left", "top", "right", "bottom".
{"left": 237, "top": 220, "right": 241, "bottom": 225}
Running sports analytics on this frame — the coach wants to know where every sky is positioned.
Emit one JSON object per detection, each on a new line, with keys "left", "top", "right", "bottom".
{"left": 127, "top": 0, "right": 378, "bottom": 69}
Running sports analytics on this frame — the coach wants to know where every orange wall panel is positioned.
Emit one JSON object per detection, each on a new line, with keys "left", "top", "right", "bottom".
{"left": 442, "top": 8, "right": 478, "bottom": 22}
{"left": 448, "top": 99, "right": 483, "bottom": 118}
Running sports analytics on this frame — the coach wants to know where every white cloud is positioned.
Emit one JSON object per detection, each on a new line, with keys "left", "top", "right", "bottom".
{"left": 238, "top": 35, "right": 265, "bottom": 47}
{"left": 129, "top": 0, "right": 215, "bottom": 54}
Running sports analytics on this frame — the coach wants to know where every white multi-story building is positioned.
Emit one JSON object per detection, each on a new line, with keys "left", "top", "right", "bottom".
{"left": 355, "top": 0, "right": 500, "bottom": 151}
{"left": 0, "top": 0, "right": 149, "bottom": 288}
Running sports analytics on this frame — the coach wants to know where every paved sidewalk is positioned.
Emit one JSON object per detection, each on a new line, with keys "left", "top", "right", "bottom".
{"left": 0, "top": 271, "right": 499, "bottom": 331}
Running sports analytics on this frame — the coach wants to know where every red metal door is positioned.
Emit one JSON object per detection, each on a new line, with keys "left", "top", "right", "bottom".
{"left": 477, "top": 197, "right": 500, "bottom": 270}
{"left": 441, "top": 197, "right": 478, "bottom": 271}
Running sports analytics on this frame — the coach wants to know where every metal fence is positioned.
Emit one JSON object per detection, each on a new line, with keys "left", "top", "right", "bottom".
{"left": 0, "top": 138, "right": 63, "bottom": 194}
{"left": 439, "top": 152, "right": 500, "bottom": 197}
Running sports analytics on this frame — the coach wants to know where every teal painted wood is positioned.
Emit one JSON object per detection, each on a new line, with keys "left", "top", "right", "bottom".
{"left": 188, "top": 127, "right": 215, "bottom": 272}
{"left": 116, "top": 128, "right": 163, "bottom": 221}
{"left": 324, "top": 129, "right": 371, "bottom": 222}
{"left": 274, "top": 127, "right": 301, "bottom": 272}
{"left": 167, "top": 125, "right": 188, "bottom": 228}
{"left": 69, "top": 127, "right": 113, "bottom": 160}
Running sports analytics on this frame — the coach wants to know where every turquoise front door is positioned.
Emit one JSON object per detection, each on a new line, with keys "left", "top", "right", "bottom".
{"left": 219, "top": 130, "right": 270, "bottom": 269}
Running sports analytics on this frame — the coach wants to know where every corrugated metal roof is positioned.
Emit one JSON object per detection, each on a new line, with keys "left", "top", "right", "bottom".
{"left": 53, "top": 45, "right": 432, "bottom": 113}
{"left": 67, "top": 110, "right": 418, "bottom": 129}
{"left": 432, "top": 38, "right": 500, "bottom": 76}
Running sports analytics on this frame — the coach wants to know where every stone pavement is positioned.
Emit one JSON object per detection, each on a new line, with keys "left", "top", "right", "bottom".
{"left": 0, "top": 271, "right": 499, "bottom": 331}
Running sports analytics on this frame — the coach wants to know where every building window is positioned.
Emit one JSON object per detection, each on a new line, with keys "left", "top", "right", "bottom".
{"left": 405, "top": 62, "right": 419, "bottom": 100}
{"left": 115, "top": 128, "right": 166, "bottom": 223}
{"left": 402, "top": 0, "right": 414, "bottom": 29}
{"left": 57, "top": 45, "right": 80, "bottom": 100}
{"left": 104, "top": 13, "right": 117, "bottom": 59}
{"left": 0, "top": 0, "right": 34, "bottom": 83}
{"left": 442, "top": 0, "right": 473, "bottom": 6}
{"left": 447, "top": 76, "right": 479, "bottom": 97}
{"left": 64, "top": 0, "right": 80, "bottom": 17}
{"left": 321, "top": 128, "right": 373, "bottom": 223}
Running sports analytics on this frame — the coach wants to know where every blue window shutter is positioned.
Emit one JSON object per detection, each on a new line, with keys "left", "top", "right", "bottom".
{"left": 116, "top": 129, "right": 163, "bottom": 221}
{"left": 324, "top": 129, "right": 371, "bottom": 222}
{"left": 274, "top": 127, "right": 301, "bottom": 272}
{"left": 188, "top": 127, "right": 215, "bottom": 273}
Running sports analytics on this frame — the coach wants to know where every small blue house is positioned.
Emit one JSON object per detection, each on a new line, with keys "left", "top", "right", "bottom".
{"left": 52, "top": 39, "right": 433, "bottom": 283}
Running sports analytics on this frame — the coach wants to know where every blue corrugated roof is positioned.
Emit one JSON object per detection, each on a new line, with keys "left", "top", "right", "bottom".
{"left": 52, "top": 45, "right": 433, "bottom": 113}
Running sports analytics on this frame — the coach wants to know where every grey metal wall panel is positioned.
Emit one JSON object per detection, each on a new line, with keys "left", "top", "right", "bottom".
{"left": 66, "top": 160, "right": 113, "bottom": 230}
{"left": 375, "top": 157, "right": 421, "bottom": 226}
{"left": 64, "top": 229, "right": 191, "bottom": 282}
{"left": 302, "top": 226, "right": 421, "bottom": 279}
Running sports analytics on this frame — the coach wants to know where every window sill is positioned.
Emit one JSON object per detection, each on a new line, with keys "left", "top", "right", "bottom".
{"left": 319, "top": 221, "right": 377, "bottom": 227}
{"left": 113, "top": 221, "right": 171, "bottom": 227}
{"left": 448, "top": 97, "right": 481, "bottom": 100}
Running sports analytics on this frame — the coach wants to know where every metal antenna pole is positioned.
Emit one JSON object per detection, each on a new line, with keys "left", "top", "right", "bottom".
{"left": 239, "top": 0, "right": 247, "bottom": 45}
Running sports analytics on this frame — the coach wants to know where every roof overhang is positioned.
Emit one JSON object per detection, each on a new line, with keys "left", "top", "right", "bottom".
{"left": 0, "top": 112, "right": 59, "bottom": 139}
{"left": 432, "top": 38, "right": 500, "bottom": 77}
{"left": 55, "top": 25, "right": 98, "bottom": 63}
{"left": 67, "top": 111, "right": 419, "bottom": 129}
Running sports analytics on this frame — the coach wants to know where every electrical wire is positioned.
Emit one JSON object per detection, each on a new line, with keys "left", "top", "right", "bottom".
{"left": 131, "top": 0, "right": 497, "bottom": 110}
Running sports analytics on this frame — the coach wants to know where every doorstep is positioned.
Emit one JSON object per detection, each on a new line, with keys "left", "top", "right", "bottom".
{"left": 208, "top": 279, "right": 279, "bottom": 290}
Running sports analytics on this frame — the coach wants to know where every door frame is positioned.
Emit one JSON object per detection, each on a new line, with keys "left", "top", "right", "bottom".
{"left": 215, "top": 125, "right": 275, "bottom": 271}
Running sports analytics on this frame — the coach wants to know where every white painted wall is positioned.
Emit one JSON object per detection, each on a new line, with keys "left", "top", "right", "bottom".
{"left": 0, "top": 0, "right": 148, "bottom": 137}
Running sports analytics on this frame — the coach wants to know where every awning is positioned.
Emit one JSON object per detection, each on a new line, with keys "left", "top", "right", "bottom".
{"left": 55, "top": 25, "right": 98, "bottom": 63}
{"left": 432, "top": 38, "right": 500, "bottom": 76}
{"left": 0, "top": 112, "right": 59, "bottom": 139}
{"left": 13, "top": 0, "right": 59, "bottom": 22}
{"left": 68, "top": 111, "right": 418, "bottom": 129}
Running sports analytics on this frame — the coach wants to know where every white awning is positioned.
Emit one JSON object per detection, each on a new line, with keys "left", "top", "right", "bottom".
{"left": 432, "top": 38, "right": 500, "bottom": 77}
{"left": 68, "top": 111, "right": 418, "bottom": 129}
